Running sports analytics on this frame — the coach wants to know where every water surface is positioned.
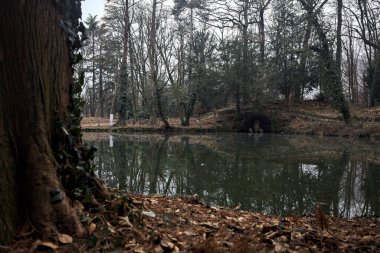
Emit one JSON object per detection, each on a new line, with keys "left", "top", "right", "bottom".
{"left": 84, "top": 133, "right": 380, "bottom": 218}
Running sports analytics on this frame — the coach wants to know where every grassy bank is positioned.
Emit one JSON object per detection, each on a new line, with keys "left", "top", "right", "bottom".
{"left": 82, "top": 101, "right": 380, "bottom": 140}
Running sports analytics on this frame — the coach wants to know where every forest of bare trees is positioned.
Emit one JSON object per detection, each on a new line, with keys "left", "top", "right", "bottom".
{"left": 81, "top": 0, "right": 380, "bottom": 125}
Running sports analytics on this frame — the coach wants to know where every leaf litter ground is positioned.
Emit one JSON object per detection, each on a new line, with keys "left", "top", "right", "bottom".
{"left": 5, "top": 189, "right": 380, "bottom": 252}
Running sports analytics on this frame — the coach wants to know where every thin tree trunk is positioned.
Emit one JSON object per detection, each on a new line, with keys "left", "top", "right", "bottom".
{"left": 371, "top": 42, "right": 380, "bottom": 106}
{"left": 99, "top": 42, "right": 104, "bottom": 117}
{"left": 181, "top": 7, "right": 197, "bottom": 126}
{"left": 336, "top": 0, "right": 343, "bottom": 74}
{"left": 91, "top": 31, "right": 96, "bottom": 117}
{"left": 299, "top": 0, "right": 351, "bottom": 122}
{"left": 295, "top": 19, "right": 312, "bottom": 100}
{"left": 116, "top": 0, "right": 130, "bottom": 126}
{"left": 241, "top": 0, "right": 250, "bottom": 105}
{"left": 149, "top": 0, "right": 170, "bottom": 129}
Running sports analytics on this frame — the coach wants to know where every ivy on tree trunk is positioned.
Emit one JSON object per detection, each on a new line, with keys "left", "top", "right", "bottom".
{"left": 0, "top": 0, "right": 107, "bottom": 244}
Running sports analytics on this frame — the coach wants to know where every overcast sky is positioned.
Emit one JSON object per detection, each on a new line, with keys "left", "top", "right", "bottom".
{"left": 82, "top": 0, "right": 105, "bottom": 21}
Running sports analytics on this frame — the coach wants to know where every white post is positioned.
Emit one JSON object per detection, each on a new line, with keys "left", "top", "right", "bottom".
{"left": 110, "top": 114, "right": 114, "bottom": 126}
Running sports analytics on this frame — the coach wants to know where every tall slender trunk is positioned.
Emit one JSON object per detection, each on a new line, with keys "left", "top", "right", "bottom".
{"left": 241, "top": 0, "right": 249, "bottom": 106}
{"left": 149, "top": 0, "right": 170, "bottom": 128}
{"left": 116, "top": 0, "right": 130, "bottom": 126}
{"left": 181, "top": 7, "right": 197, "bottom": 126}
{"left": 336, "top": 0, "right": 343, "bottom": 75}
{"left": 298, "top": 0, "right": 351, "bottom": 122}
{"left": 371, "top": 42, "right": 380, "bottom": 106}
{"left": 91, "top": 31, "right": 96, "bottom": 117}
{"left": 295, "top": 20, "right": 312, "bottom": 100}
{"left": 99, "top": 43, "right": 104, "bottom": 117}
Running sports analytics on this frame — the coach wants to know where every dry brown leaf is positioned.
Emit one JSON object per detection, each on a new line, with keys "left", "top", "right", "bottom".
{"left": 58, "top": 233, "right": 73, "bottom": 244}
{"left": 73, "top": 200, "right": 84, "bottom": 214}
{"left": 133, "top": 247, "right": 145, "bottom": 253}
{"left": 90, "top": 195, "right": 100, "bottom": 206}
{"left": 200, "top": 221, "right": 219, "bottom": 229}
{"left": 160, "top": 238, "right": 174, "bottom": 250}
{"left": 132, "top": 199, "right": 144, "bottom": 205}
{"left": 266, "top": 231, "right": 279, "bottom": 239}
{"left": 290, "top": 231, "right": 303, "bottom": 241}
{"left": 272, "top": 240, "right": 289, "bottom": 253}
{"left": 183, "top": 231, "right": 197, "bottom": 236}
{"left": 89, "top": 223, "right": 97, "bottom": 235}
{"left": 149, "top": 199, "right": 159, "bottom": 205}
{"left": 33, "top": 240, "right": 59, "bottom": 250}
{"left": 106, "top": 221, "right": 116, "bottom": 233}
{"left": 119, "top": 216, "right": 134, "bottom": 227}
{"left": 360, "top": 235, "right": 374, "bottom": 243}
{"left": 153, "top": 246, "right": 164, "bottom": 253}
{"left": 142, "top": 210, "right": 156, "bottom": 218}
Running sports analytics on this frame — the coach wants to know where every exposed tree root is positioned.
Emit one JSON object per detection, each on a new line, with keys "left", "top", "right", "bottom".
{"left": 24, "top": 137, "right": 86, "bottom": 240}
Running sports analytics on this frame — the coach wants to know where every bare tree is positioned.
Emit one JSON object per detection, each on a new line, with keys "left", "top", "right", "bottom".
{"left": 149, "top": 0, "right": 170, "bottom": 128}
{"left": 299, "top": 0, "right": 351, "bottom": 122}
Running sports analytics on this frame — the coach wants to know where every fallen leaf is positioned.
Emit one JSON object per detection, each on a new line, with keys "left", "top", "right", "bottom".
{"left": 149, "top": 199, "right": 159, "bottom": 205}
{"left": 90, "top": 195, "right": 100, "bottom": 206}
{"left": 183, "top": 231, "right": 197, "bottom": 236}
{"left": 133, "top": 247, "right": 145, "bottom": 253}
{"left": 142, "top": 210, "right": 156, "bottom": 218}
{"left": 153, "top": 246, "right": 164, "bottom": 253}
{"left": 33, "top": 240, "right": 58, "bottom": 250}
{"left": 89, "top": 223, "right": 96, "bottom": 235}
{"left": 73, "top": 200, "right": 84, "bottom": 214}
{"left": 200, "top": 221, "right": 219, "bottom": 229}
{"left": 58, "top": 233, "right": 73, "bottom": 244}
{"left": 119, "top": 216, "right": 134, "bottom": 227}
{"left": 272, "top": 240, "right": 289, "bottom": 253}
{"left": 106, "top": 221, "right": 116, "bottom": 233}
{"left": 291, "top": 231, "right": 304, "bottom": 241}
{"left": 132, "top": 199, "right": 143, "bottom": 205}
{"left": 160, "top": 238, "right": 174, "bottom": 250}
{"left": 265, "top": 231, "right": 279, "bottom": 239}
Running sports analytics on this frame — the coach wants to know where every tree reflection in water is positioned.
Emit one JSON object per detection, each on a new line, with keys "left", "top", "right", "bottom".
{"left": 85, "top": 133, "right": 380, "bottom": 218}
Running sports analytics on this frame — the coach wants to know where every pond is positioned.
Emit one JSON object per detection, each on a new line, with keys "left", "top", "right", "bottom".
{"left": 83, "top": 133, "right": 380, "bottom": 218}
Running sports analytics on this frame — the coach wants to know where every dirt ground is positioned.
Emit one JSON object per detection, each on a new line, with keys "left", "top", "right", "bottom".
{"left": 5, "top": 189, "right": 380, "bottom": 252}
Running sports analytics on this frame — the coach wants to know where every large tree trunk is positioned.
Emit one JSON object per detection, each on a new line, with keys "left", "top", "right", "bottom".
{"left": 0, "top": 0, "right": 88, "bottom": 244}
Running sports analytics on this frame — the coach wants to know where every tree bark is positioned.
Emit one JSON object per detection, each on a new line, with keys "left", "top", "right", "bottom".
{"left": 241, "top": 0, "right": 250, "bottom": 106}
{"left": 149, "top": 0, "right": 170, "bottom": 129}
{"left": 299, "top": 0, "right": 351, "bottom": 122}
{"left": 0, "top": 0, "right": 87, "bottom": 243}
{"left": 115, "top": 0, "right": 130, "bottom": 126}
{"left": 371, "top": 43, "right": 380, "bottom": 106}
{"left": 99, "top": 42, "right": 104, "bottom": 118}
{"left": 295, "top": 19, "right": 312, "bottom": 101}
{"left": 91, "top": 29, "right": 97, "bottom": 117}
{"left": 336, "top": 0, "right": 343, "bottom": 74}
